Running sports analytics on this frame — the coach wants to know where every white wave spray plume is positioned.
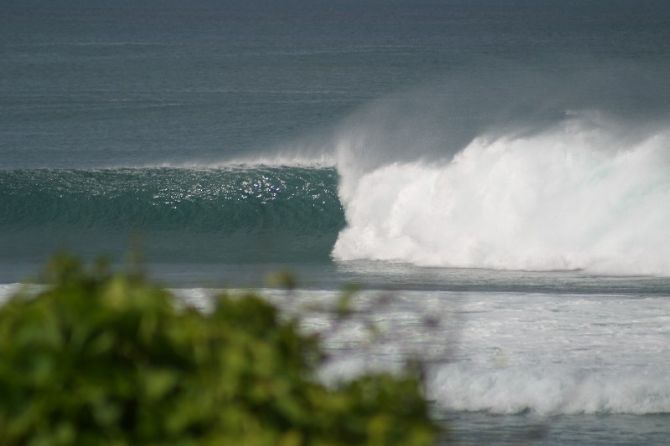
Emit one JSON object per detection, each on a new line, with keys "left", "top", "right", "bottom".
{"left": 331, "top": 67, "right": 670, "bottom": 275}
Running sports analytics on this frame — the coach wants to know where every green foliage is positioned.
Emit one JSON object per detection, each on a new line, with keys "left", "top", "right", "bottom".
{"left": 0, "top": 255, "right": 437, "bottom": 445}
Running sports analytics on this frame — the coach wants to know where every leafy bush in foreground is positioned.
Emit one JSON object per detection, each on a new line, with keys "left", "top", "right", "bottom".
{"left": 0, "top": 255, "right": 437, "bottom": 445}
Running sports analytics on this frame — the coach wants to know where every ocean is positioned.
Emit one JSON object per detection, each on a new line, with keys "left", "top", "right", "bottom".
{"left": 2, "top": 0, "right": 670, "bottom": 444}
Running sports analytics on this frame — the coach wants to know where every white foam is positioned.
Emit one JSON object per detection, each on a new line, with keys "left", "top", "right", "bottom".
{"left": 426, "top": 290, "right": 670, "bottom": 414}
{"left": 333, "top": 116, "right": 670, "bottom": 275}
{"left": 430, "top": 364, "right": 670, "bottom": 415}
{"left": 302, "top": 289, "right": 670, "bottom": 415}
{"left": 0, "top": 283, "right": 21, "bottom": 305}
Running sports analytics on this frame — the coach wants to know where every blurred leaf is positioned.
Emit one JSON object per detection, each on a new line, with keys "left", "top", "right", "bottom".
{"left": 0, "top": 254, "right": 438, "bottom": 445}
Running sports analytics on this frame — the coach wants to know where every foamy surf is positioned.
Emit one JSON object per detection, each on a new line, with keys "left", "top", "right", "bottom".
{"left": 333, "top": 116, "right": 670, "bottom": 275}
{"left": 430, "top": 365, "right": 670, "bottom": 415}
{"left": 298, "top": 288, "right": 670, "bottom": 416}
{"left": 178, "top": 287, "right": 670, "bottom": 416}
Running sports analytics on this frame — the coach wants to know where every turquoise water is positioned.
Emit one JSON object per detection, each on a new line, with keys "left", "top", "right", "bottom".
{"left": 3, "top": 1, "right": 670, "bottom": 444}
{"left": 0, "top": 167, "right": 343, "bottom": 263}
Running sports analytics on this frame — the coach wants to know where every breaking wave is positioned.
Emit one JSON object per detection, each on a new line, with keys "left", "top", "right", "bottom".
{"left": 333, "top": 118, "right": 670, "bottom": 274}
{"left": 330, "top": 67, "right": 670, "bottom": 275}
{"left": 4, "top": 65, "right": 670, "bottom": 274}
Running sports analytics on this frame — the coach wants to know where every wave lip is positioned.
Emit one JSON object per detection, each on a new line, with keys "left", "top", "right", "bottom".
{"left": 333, "top": 117, "right": 670, "bottom": 276}
{"left": 151, "top": 152, "right": 336, "bottom": 170}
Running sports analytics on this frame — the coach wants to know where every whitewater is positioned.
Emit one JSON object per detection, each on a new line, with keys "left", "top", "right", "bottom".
{"left": 166, "top": 271, "right": 670, "bottom": 445}
{"left": 333, "top": 115, "right": 670, "bottom": 275}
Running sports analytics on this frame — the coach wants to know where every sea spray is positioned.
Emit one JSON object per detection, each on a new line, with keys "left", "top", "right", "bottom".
{"left": 330, "top": 66, "right": 670, "bottom": 275}
{"left": 333, "top": 116, "right": 670, "bottom": 274}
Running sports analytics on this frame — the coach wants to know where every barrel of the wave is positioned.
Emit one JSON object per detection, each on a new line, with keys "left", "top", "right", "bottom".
{"left": 0, "top": 167, "right": 346, "bottom": 264}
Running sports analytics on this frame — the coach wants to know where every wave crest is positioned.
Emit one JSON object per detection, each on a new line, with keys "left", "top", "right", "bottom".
{"left": 333, "top": 117, "right": 670, "bottom": 275}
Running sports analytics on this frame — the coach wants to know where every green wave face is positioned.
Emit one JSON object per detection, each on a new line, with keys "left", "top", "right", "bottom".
{"left": 0, "top": 167, "right": 344, "bottom": 263}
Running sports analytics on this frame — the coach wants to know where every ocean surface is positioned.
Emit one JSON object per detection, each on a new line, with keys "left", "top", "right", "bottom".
{"left": 2, "top": 1, "right": 670, "bottom": 444}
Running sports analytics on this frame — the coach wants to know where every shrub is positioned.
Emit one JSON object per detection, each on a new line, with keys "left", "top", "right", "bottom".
{"left": 0, "top": 255, "right": 437, "bottom": 445}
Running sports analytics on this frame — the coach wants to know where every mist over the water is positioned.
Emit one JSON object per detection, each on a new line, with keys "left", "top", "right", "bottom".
{"left": 328, "top": 64, "right": 670, "bottom": 274}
